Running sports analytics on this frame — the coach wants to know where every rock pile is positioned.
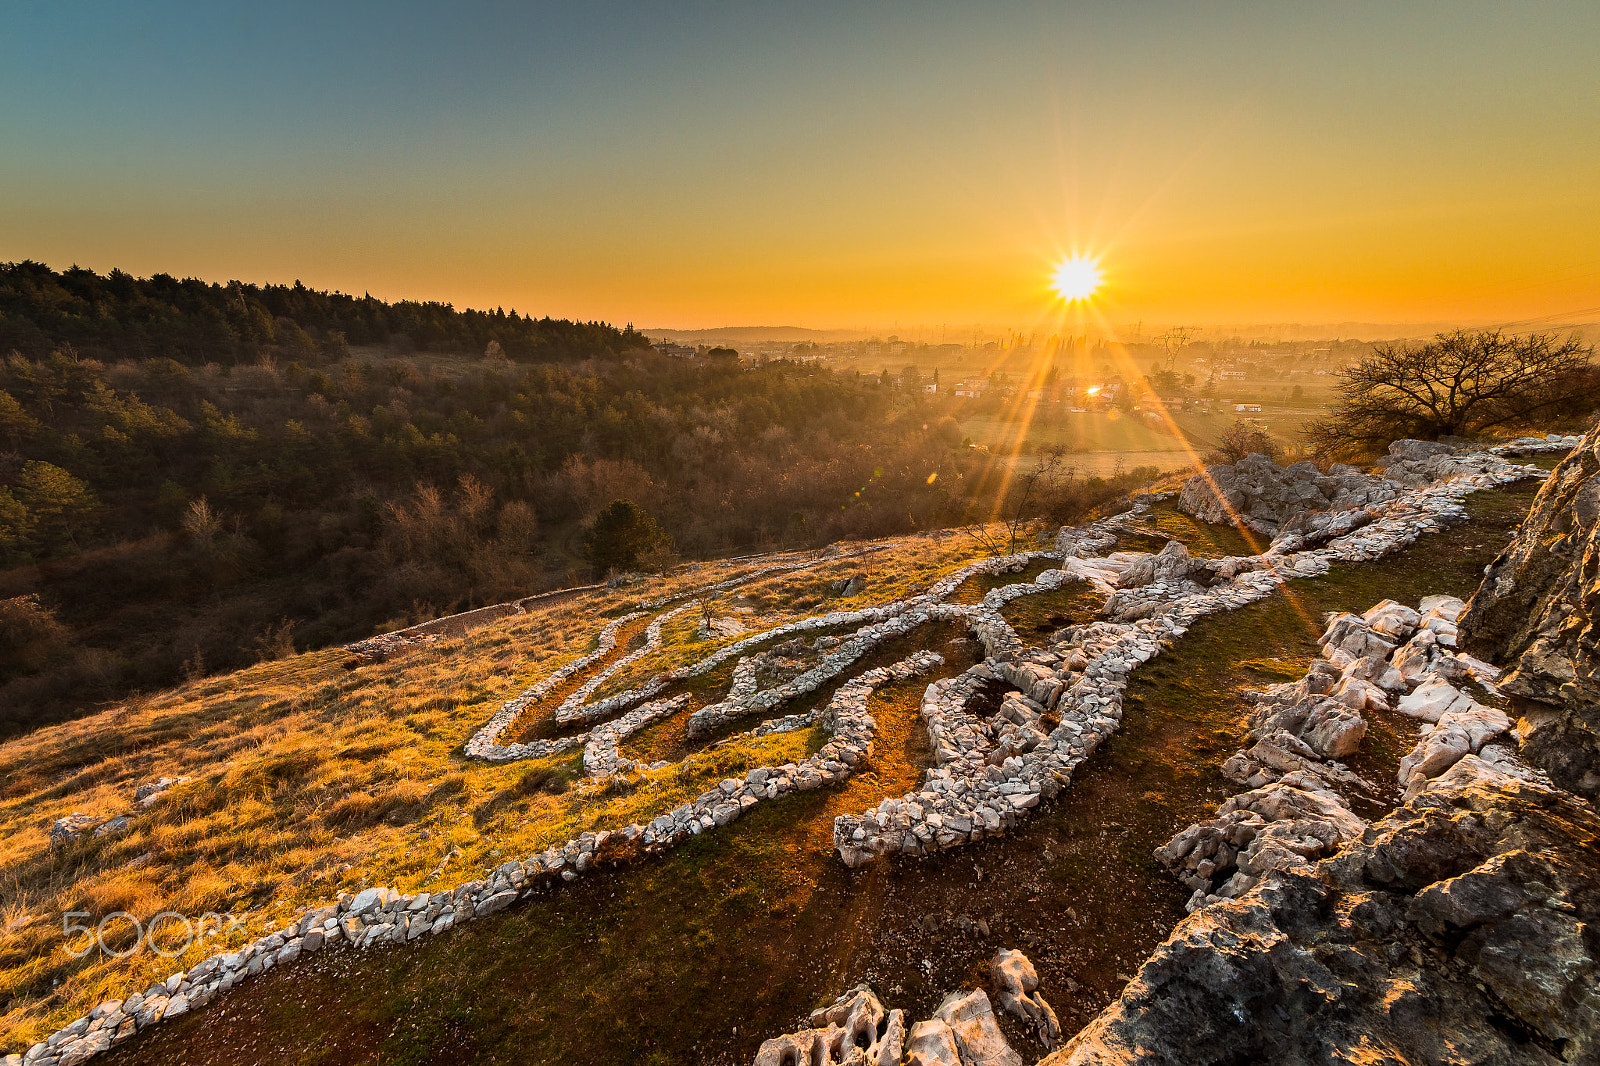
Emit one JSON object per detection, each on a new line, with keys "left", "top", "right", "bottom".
{"left": 1159, "top": 593, "right": 1529, "bottom": 912}
{"left": 1178, "top": 453, "right": 1400, "bottom": 532}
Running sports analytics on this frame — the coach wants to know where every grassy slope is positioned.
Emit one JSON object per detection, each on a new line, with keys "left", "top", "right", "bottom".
{"left": 73, "top": 480, "right": 1540, "bottom": 1066}
{"left": 1, "top": 528, "right": 1029, "bottom": 1047}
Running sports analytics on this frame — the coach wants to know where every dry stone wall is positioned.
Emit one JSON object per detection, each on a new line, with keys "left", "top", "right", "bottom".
{"left": 834, "top": 450, "right": 1541, "bottom": 871}
{"left": 14, "top": 441, "right": 1554, "bottom": 1066}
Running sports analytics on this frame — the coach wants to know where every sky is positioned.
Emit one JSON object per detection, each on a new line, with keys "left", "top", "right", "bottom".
{"left": 3, "top": 1, "right": 1597, "bottom": 332}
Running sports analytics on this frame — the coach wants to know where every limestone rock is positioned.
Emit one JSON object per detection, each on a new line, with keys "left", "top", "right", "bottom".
{"left": 753, "top": 985, "right": 903, "bottom": 1066}
{"left": 990, "top": 948, "right": 1060, "bottom": 1048}
{"left": 49, "top": 813, "right": 100, "bottom": 846}
{"left": 1394, "top": 674, "right": 1473, "bottom": 722}
{"left": 1052, "top": 777, "right": 1600, "bottom": 1065}
{"left": 134, "top": 776, "right": 190, "bottom": 806}
{"left": 92, "top": 816, "right": 130, "bottom": 839}
{"left": 934, "top": 988, "right": 1022, "bottom": 1066}
{"left": 1361, "top": 598, "right": 1421, "bottom": 640}
{"left": 1179, "top": 454, "right": 1401, "bottom": 533}
{"left": 1459, "top": 421, "right": 1600, "bottom": 798}
{"left": 905, "top": 1020, "right": 963, "bottom": 1066}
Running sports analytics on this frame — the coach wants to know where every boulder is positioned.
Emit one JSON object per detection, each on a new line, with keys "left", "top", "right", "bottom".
{"left": 990, "top": 948, "right": 1061, "bottom": 1048}
{"left": 934, "top": 989, "right": 1022, "bottom": 1066}
{"left": 49, "top": 813, "right": 100, "bottom": 846}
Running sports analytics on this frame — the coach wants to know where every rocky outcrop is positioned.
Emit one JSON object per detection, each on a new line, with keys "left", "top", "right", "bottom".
{"left": 1377, "top": 439, "right": 1524, "bottom": 488}
{"left": 1159, "top": 593, "right": 1534, "bottom": 914}
{"left": 1179, "top": 441, "right": 1534, "bottom": 537}
{"left": 752, "top": 984, "right": 904, "bottom": 1066}
{"left": 1460, "top": 424, "right": 1600, "bottom": 799}
{"left": 1178, "top": 453, "right": 1400, "bottom": 532}
{"left": 1049, "top": 775, "right": 1600, "bottom": 1065}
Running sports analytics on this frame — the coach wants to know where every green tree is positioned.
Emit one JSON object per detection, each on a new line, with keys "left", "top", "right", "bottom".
{"left": 16, "top": 460, "right": 96, "bottom": 552}
{"left": 0, "top": 390, "right": 39, "bottom": 448}
{"left": 0, "top": 487, "right": 29, "bottom": 562}
{"left": 585, "top": 499, "right": 671, "bottom": 575}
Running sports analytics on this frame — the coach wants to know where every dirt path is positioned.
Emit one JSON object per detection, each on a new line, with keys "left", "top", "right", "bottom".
{"left": 500, "top": 613, "right": 657, "bottom": 745}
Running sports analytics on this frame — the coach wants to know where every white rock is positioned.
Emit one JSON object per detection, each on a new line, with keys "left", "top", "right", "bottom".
{"left": 905, "top": 1019, "right": 964, "bottom": 1066}
{"left": 1395, "top": 675, "right": 1473, "bottom": 722}
{"left": 1434, "top": 703, "right": 1511, "bottom": 752}
{"left": 935, "top": 988, "right": 1022, "bottom": 1066}
{"left": 1398, "top": 728, "right": 1472, "bottom": 783}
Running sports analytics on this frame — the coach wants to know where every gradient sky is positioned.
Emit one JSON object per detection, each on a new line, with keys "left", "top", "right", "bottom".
{"left": 3, "top": 1, "right": 1597, "bottom": 331}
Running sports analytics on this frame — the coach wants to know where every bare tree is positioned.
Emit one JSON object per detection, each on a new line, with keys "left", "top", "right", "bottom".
{"left": 1306, "top": 329, "right": 1597, "bottom": 457}
{"left": 964, "top": 446, "right": 1069, "bottom": 556}
{"left": 1206, "top": 421, "right": 1280, "bottom": 465}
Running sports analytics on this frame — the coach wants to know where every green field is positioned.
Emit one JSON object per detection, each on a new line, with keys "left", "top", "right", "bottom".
{"left": 960, "top": 397, "right": 1331, "bottom": 465}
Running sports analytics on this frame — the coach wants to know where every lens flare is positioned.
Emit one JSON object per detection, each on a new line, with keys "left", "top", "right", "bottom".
{"left": 1051, "top": 256, "right": 1102, "bottom": 302}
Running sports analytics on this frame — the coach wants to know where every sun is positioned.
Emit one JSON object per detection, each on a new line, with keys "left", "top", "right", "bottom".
{"left": 1051, "top": 256, "right": 1102, "bottom": 302}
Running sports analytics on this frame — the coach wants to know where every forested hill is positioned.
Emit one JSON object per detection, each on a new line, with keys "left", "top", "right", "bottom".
{"left": 0, "top": 261, "right": 1159, "bottom": 739}
{"left": 0, "top": 260, "right": 650, "bottom": 365}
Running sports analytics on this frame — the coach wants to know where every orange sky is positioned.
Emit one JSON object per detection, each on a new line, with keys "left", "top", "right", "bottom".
{"left": 3, "top": 3, "right": 1596, "bottom": 331}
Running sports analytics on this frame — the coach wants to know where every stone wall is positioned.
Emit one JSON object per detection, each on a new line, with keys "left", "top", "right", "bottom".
{"left": 12, "top": 441, "right": 1552, "bottom": 1065}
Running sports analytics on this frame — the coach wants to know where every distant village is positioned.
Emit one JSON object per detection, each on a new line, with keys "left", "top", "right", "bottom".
{"left": 649, "top": 332, "right": 1367, "bottom": 422}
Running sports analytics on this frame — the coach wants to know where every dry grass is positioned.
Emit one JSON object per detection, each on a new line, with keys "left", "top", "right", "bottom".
{"left": 0, "top": 527, "right": 1001, "bottom": 1047}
